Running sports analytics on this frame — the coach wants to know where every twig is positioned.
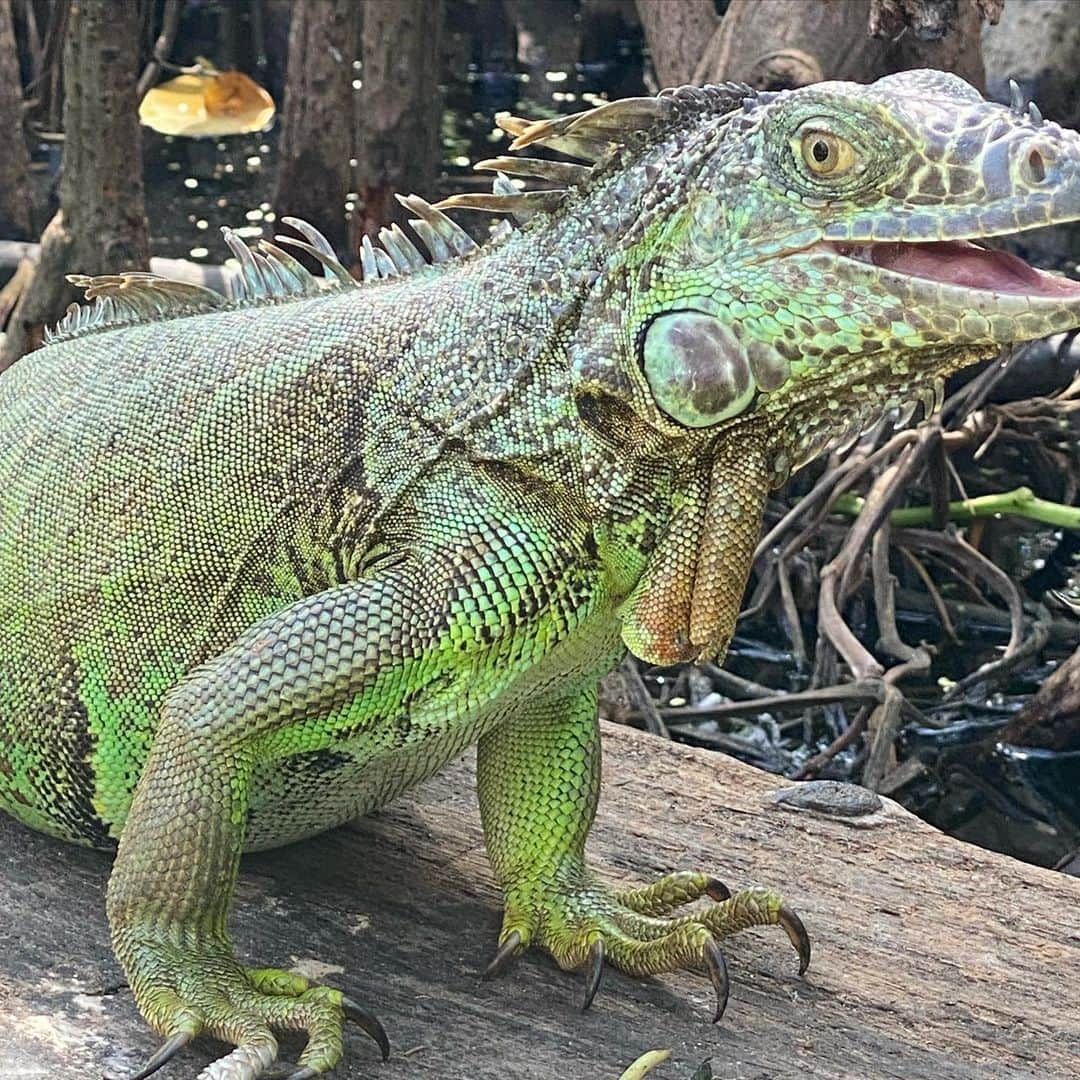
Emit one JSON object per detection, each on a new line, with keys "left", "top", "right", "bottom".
{"left": 872, "top": 523, "right": 918, "bottom": 662}
{"left": 657, "top": 680, "right": 890, "bottom": 721}
{"left": 896, "top": 546, "right": 958, "bottom": 642}
{"left": 792, "top": 704, "right": 870, "bottom": 779}
{"left": 619, "top": 657, "right": 669, "bottom": 739}
{"left": 136, "top": 0, "right": 185, "bottom": 102}
{"left": 862, "top": 651, "right": 931, "bottom": 791}
{"left": 833, "top": 486, "right": 1080, "bottom": 530}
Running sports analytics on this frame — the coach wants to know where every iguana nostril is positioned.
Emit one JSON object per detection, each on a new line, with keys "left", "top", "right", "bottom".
{"left": 1025, "top": 146, "right": 1048, "bottom": 184}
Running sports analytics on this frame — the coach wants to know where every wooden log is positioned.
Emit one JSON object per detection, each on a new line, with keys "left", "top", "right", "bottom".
{"left": 1, "top": 721, "right": 1076, "bottom": 1078}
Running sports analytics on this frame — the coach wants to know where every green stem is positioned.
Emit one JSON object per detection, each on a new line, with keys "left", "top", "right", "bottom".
{"left": 832, "top": 487, "right": 1080, "bottom": 530}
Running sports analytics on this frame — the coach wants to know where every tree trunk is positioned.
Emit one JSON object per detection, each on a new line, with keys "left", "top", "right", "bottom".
{"left": 505, "top": 0, "right": 582, "bottom": 97}
{"left": 982, "top": 0, "right": 1080, "bottom": 130}
{"left": 0, "top": 0, "right": 32, "bottom": 238}
{"left": 635, "top": 0, "right": 718, "bottom": 88}
{"left": 60, "top": 0, "right": 148, "bottom": 280}
{"left": 656, "top": 0, "right": 989, "bottom": 92}
{"left": 354, "top": 0, "right": 442, "bottom": 243}
{"left": 0, "top": 0, "right": 149, "bottom": 370}
{"left": 271, "top": 0, "right": 359, "bottom": 258}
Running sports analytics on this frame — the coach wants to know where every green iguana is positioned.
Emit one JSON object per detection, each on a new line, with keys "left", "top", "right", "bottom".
{"left": 2, "top": 70, "right": 1080, "bottom": 1080}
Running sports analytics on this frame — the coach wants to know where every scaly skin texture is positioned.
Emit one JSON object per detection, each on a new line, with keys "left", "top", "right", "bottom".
{"left": 2, "top": 71, "right": 1080, "bottom": 1077}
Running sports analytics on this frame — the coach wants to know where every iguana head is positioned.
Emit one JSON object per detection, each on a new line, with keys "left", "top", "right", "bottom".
{"left": 516, "top": 70, "right": 1080, "bottom": 475}
{"left": 457, "top": 71, "right": 1080, "bottom": 663}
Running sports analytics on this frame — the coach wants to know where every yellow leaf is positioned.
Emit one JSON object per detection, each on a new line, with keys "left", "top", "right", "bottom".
{"left": 618, "top": 1048, "right": 672, "bottom": 1079}
{"left": 139, "top": 71, "right": 275, "bottom": 137}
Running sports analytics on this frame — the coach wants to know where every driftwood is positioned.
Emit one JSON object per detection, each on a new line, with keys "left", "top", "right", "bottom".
{"left": 1, "top": 722, "right": 1076, "bottom": 1079}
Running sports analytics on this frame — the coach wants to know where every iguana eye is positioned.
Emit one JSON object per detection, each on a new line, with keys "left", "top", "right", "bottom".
{"left": 798, "top": 129, "right": 857, "bottom": 176}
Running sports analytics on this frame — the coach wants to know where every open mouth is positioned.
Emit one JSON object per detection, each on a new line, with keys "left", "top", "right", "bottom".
{"left": 829, "top": 239, "right": 1080, "bottom": 298}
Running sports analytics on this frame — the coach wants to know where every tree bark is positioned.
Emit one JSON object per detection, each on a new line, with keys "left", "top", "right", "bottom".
{"left": 60, "top": 0, "right": 149, "bottom": 281}
{"left": 506, "top": 0, "right": 582, "bottom": 97}
{"left": 271, "top": 0, "right": 359, "bottom": 258}
{"left": 0, "top": 0, "right": 32, "bottom": 238}
{"left": 672, "top": 0, "right": 988, "bottom": 92}
{"left": 982, "top": 0, "right": 1080, "bottom": 130}
{"left": 4, "top": 725, "right": 1080, "bottom": 1077}
{"left": 635, "top": 0, "right": 718, "bottom": 88}
{"left": 0, "top": 0, "right": 149, "bottom": 370}
{"left": 354, "top": 0, "right": 442, "bottom": 243}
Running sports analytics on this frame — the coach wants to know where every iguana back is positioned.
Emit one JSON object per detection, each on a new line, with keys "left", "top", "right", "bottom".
{"left": 0, "top": 237, "right": 576, "bottom": 848}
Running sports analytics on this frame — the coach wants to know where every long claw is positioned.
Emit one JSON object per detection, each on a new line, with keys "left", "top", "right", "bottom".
{"left": 703, "top": 938, "right": 730, "bottom": 1023}
{"left": 580, "top": 937, "right": 605, "bottom": 1012}
{"left": 705, "top": 877, "right": 731, "bottom": 901}
{"left": 341, "top": 995, "right": 391, "bottom": 1062}
{"left": 128, "top": 1031, "right": 193, "bottom": 1080}
{"left": 778, "top": 902, "right": 812, "bottom": 974}
{"left": 483, "top": 929, "right": 523, "bottom": 980}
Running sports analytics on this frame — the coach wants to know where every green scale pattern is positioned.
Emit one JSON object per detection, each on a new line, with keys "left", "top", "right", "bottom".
{"left": 2, "top": 70, "right": 1080, "bottom": 1078}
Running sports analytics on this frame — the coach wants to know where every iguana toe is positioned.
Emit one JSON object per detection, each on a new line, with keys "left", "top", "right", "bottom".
{"left": 127, "top": 1030, "right": 193, "bottom": 1080}
{"left": 489, "top": 866, "right": 809, "bottom": 1021}
{"left": 777, "top": 902, "right": 812, "bottom": 974}
{"left": 119, "top": 940, "right": 386, "bottom": 1079}
{"left": 580, "top": 937, "right": 605, "bottom": 1011}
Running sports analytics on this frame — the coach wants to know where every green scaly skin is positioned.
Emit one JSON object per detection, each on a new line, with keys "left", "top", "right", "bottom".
{"left": 2, "top": 71, "right": 1080, "bottom": 1078}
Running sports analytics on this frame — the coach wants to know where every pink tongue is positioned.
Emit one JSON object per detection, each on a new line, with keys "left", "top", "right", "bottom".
{"left": 871, "top": 241, "right": 1080, "bottom": 296}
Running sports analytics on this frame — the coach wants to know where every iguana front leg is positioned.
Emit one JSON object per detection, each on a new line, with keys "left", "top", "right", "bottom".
{"left": 476, "top": 685, "right": 810, "bottom": 1018}
{"left": 107, "top": 572, "right": 431, "bottom": 1080}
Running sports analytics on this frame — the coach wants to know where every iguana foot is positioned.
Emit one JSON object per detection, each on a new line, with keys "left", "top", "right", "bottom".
{"left": 484, "top": 866, "right": 809, "bottom": 1020}
{"left": 120, "top": 939, "right": 389, "bottom": 1080}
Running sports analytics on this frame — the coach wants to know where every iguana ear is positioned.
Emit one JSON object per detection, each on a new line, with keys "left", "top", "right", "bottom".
{"left": 639, "top": 309, "right": 794, "bottom": 430}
